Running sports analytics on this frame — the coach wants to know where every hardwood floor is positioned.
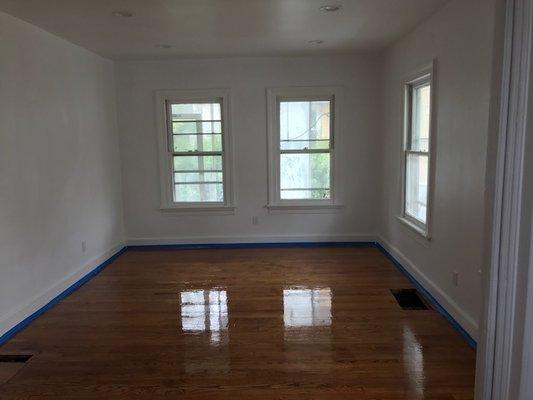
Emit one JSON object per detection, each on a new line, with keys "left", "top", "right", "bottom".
{"left": 0, "top": 246, "right": 476, "bottom": 399}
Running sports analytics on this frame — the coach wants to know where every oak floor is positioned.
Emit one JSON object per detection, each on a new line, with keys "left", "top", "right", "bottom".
{"left": 0, "top": 246, "right": 476, "bottom": 399}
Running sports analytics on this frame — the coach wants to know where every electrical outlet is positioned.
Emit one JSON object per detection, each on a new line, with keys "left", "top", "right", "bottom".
{"left": 252, "top": 216, "right": 259, "bottom": 225}
{"left": 81, "top": 241, "right": 87, "bottom": 253}
{"left": 452, "top": 271, "right": 459, "bottom": 287}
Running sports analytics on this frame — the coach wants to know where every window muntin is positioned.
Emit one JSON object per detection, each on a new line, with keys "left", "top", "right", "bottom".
{"left": 167, "top": 101, "right": 225, "bottom": 203}
{"left": 404, "top": 77, "right": 432, "bottom": 227}
{"left": 278, "top": 98, "right": 333, "bottom": 201}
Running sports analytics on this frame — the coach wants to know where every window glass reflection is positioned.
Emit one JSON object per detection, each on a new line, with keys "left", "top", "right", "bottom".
{"left": 180, "top": 289, "right": 228, "bottom": 344}
{"left": 403, "top": 325, "right": 425, "bottom": 398}
{"left": 283, "top": 288, "right": 332, "bottom": 328}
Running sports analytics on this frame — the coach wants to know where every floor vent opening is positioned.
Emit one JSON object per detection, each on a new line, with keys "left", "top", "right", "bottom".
{"left": 0, "top": 355, "right": 32, "bottom": 363}
{"left": 391, "top": 289, "right": 429, "bottom": 310}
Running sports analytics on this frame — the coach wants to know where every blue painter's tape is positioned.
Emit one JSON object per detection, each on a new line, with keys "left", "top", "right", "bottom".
{"left": 0, "top": 247, "right": 127, "bottom": 346}
{"left": 374, "top": 242, "right": 477, "bottom": 349}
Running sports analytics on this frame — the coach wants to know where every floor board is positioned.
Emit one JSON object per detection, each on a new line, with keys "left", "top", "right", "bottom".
{"left": 0, "top": 247, "right": 476, "bottom": 399}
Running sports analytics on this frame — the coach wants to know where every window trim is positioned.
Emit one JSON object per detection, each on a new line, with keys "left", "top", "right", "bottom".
{"left": 399, "top": 61, "right": 437, "bottom": 239}
{"left": 266, "top": 86, "right": 344, "bottom": 212}
{"left": 155, "top": 89, "right": 235, "bottom": 212}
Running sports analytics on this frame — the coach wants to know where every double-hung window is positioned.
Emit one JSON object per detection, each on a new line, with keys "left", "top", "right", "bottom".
{"left": 267, "top": 87, "right": 342, "bottom": 211}
{"left": 401, "top": 65, "right": 435, "bottom": 236}
{"left": 156, "top": 89, "right": 234, "bottom": 211}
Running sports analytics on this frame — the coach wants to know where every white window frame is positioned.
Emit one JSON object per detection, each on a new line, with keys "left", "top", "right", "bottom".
{"left": 155, "top": 89, "right": 235, "bottom": 213}
{"left": 399, "top": 62, "right": 436, "bottom": 239}
{"left": 266, "top": 86, "right": 344, "bottom": 213}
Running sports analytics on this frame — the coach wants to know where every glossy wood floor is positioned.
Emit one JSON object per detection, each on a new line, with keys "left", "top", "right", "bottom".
{"left": 0, "top": 247, "right": 476, "bottom": 399}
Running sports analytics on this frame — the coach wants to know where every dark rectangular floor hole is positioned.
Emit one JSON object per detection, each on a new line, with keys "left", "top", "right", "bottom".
{"left": 391, "top": 289, "right": 429, "bottom": 310}
{"left": 0, "top": 355, "right": 32, "bottom": 363}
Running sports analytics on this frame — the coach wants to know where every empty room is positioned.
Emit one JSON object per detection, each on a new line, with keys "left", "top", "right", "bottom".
{"left": 1, "top": 0, "right": 532, "bottom": 399}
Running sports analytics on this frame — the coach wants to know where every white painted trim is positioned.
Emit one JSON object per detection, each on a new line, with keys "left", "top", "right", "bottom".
{"left": 154, "top": 88, "right": 235, "bottom": 210}
{"left": 160, "top": 205, "right": 235, "bottom": 215}
{"left": 378, "top": 236, "right": 478, "bottom": 338}
{"left": 396, "top": 215, "right": 431, "bottom": 239}
{"left": 266, "top": 204, "right": 344, "bottom": 214}
{"left": 0, "top": 242, "right": 125, "bottom": 337}
{"left": 266, "top": 86, "right": 344, "bottom": 209}
{"left": 520, "top": 257, "right": 533, "bottom": 399}
{"left": 127, "top": 234, "right": 377, "bottom": 246}
{"left": 476, "top": 0, "right": 533, "bottom": 398}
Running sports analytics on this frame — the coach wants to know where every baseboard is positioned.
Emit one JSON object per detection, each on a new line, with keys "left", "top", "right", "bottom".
{"left": 376, "top": 236, "right": 478, "bottom": 348}
{"left": 0, "top": 243, "right": 127, "bottom": 345}
{"left": 127, "top": 233, "right": 378, "bottom": 247}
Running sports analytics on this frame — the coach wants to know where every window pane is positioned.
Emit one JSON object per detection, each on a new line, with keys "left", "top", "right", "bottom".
{"left": 280, "top": 100, "right": 330, "bottom": 150}
{"left": 173, "top": 155, "right": 224, "bottom": 202}
{"left": 172, "top": 134, "right": 222, "bottom": 152}
{"left": 171, "top": 103, "right": 221, "bottom": 121}
{"left": 280, "top": 153, "right": 330, "bottom": 200}
{"left": 410, "top": 83, "right": 431, "bottom": 152}
{"left": 174, "top": 172, "right": 223, "bottom": 184}
{"left": 173, "top": 155, "right": 222, "bottom": 172}
{"left": 405, "top": 153, "right": 428, "bottom": 224}
{"left": 172, "top": 121, "right": 222, "bottom": 134}
{"left": 174, "top": 183, "right": 224, "bottom": 202}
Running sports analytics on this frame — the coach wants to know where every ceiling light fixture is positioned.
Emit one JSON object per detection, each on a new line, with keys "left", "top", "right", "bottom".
{"left": 155, "top": 44, "right": 172, "bottom": 49}
{"left": 319, "top": 5, "right": 341, "bottom": 12}
{"left": 112, "top": 11, "right": 133, "bottom": 17}
{"left": 308, "top": 40, "right": 324, "bottom": 45}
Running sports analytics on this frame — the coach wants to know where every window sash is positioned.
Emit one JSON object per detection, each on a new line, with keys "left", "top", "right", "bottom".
{"left": 172, "top": 150, "right": 223, "bottom": 156}
{"left": 166, "top": 100, "right": 226, "bottom": 204}
{"left": 279, "top": 148, "right": 330, "bottom": 155}
{"left": 404, "top": 151, "right": 429, "bottom": 225}
{"left": 406, "top": 78, "right": 431, "bottom": 151}
{"left": 277, "top": 98, "right": 334, "bottom": 152}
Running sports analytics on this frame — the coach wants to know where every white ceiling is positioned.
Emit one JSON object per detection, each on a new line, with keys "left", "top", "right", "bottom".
{"left": 0, "top": 0, "right": 449, "bottom": 60}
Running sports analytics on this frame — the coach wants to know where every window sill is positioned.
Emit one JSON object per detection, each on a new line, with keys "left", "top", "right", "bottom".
{"left": 396, "top": 215, "right": 431, "bottom": 240}
{"left": 160, "top": 205, "right": 235, "bottom": 216}
{"left": 266, "top": 204, "right": 344, "bottom": 214}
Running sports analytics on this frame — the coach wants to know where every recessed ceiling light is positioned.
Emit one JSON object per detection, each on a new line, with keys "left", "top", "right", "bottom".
{"left": 155, "top": 44, "right": 172, "bottom": 49}
{"left": 319, "top": 5, "right": 341, "bottom": 12}
{"left": 112, "top": 11, "right": 133, "bottom": 17}
{"left": 308, "top": 40, "right": 324, "bottom": 45}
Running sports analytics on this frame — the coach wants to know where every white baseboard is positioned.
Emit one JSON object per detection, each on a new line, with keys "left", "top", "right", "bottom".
{"left": 378, "top": 235, "right": 478, "bottom": 340}
{"left": 0, "top": 242, "right": 125, "bottom": 338}
{"left": 127, "top": 233, "right": 378, "bottom": 246}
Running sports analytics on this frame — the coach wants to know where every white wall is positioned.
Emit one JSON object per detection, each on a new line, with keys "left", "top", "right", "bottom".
{"left": 378, "top": 0, "right": 498, "bottom": 339}
{"left": 0, "top": 11, "right": 125, "bottom": 336}
{"left": 115, "top": 55, "right": 381, "bottom": 244}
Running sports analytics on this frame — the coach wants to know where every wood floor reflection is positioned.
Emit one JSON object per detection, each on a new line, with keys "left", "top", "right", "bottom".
{"left": 0, "top": 247, "right": 476, "bottom": 399}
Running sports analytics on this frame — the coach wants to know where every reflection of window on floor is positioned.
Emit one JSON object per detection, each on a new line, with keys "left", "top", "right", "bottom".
{"left": 180, "top": 289, "right": 228, "bottom": 344}
{"left": 283, "top": 288, "right": 332, "bottom": 328}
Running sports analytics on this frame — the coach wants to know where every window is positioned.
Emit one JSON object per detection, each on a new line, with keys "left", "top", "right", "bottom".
{"left": 267, "top": 87, "right": 342, "bottom": 211}
{"left": 401, "top": 65, "right": 434, "bottom": 236}
{"left": 156, "top": 90, "right": 234, "bottom": 211}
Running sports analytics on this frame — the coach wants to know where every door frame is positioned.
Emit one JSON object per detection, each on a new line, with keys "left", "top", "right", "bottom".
{"left": 476, "top": 0, "right": 533, "bottom": 398}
